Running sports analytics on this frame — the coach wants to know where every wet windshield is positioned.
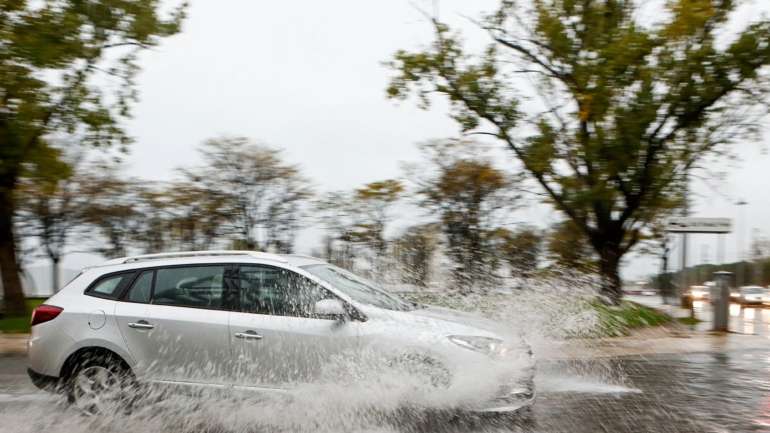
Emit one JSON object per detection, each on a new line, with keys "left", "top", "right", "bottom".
{"left": 301, "top": 264, "right": 415, "bottom": 311}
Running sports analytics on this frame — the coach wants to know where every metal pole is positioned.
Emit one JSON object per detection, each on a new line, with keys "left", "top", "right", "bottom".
{"left": 680, "top": 177, "right": 690, "bottom": 304}
{"left": 736, "top": 199, "right": 748, "bottom": 287}
{"left": 712, "top": 271, "right": 733, "bottom": 332}
{"left": 660, "top": 236, "right": 670, "bottom": 304}
{"left": 680, "top": 233, "right": 688, "bottom": 305}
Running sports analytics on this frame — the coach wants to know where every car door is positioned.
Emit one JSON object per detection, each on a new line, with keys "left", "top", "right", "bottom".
{"left": 114, "top": 269, "right": 157, "bottom": 380}
{"left": 228, "top": 263, "right": 360, "bottom": 388}
{"left": 115, "top": 264, "right": 235, "bottom": 385}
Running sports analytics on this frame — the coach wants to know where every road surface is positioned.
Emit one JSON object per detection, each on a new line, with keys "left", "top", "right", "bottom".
{"left": 1, "top": 346, "right": 770, "bottom": 433}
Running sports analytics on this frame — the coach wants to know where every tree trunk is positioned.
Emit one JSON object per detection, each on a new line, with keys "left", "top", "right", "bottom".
{"left": 51, "top": 256, "right": 60, "bottom": 294}
{"left": 598, "top": 246, "right": 623, "bottom": 305}
{"left": 0, "top": 187, "right": 26, "bottom": 317}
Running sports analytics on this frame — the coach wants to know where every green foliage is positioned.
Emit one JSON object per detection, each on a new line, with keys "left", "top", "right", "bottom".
{"left": 0, "top": 0, "right": 187, "bottom": 316}
{"left": 392, "top": 223, "right": 441, "bottom": 286}
{"left": 387, "top": 0, "right": 770, "bottom": 302}
{"left": 180, "top": 137, "right": 313, "bottom": 253}
{"left": 413, "top": 140, "right": 518, "bottom": 291}
{"left": 490, "top": 225, "right": 542, "bottom": 277}
{"left": 546, "top": 220, "right": 597, "bottom": 272}
{"left": 590, "top": 300, "right": 672, "bottom": 337}
{"left": 1, "top": 0, "right": 187, "bottom": 167}
{"left": 77, "top": 164, "right": 142, "bottom": 258}
{"left": 0, "top": 298, "right": 45, "bottom": 333}
{"left": 677, "top": 316, "right": 702, "bottom": 326}
{"left": 315, "top": 179, "right": 404, "bottom": 271}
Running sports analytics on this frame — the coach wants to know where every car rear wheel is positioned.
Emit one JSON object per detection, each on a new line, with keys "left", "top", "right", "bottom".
{"left": 66, "top": 353, "right": 135, "bottom": 416}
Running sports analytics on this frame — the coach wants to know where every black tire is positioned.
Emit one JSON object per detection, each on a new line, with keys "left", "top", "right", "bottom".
{"left": 65, "top": 352, "right": 136, "bottom": 416}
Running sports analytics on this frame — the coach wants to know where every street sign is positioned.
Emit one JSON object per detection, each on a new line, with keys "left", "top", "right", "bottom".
{"left": 665, "top": 217, "right": 732, "bottom": 233}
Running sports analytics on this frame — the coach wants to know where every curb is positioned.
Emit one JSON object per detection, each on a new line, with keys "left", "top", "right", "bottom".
{"left": 0, "top": 333, "right": 28, "bottom": 356}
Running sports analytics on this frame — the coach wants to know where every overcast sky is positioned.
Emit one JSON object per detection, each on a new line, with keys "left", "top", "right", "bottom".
{"left": 56, "top": 0, "right": 770, "bottom": 282}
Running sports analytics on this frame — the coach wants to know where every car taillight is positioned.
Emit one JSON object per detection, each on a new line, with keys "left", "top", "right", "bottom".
{"left": 30, "top": 305, "right": 63, "bottom": 327}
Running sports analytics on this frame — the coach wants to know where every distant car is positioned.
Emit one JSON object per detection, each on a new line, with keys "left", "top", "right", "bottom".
{"left": 736, "top": 286, "right": 768, "bottom": 305}
{"left": 27, "top": 251, "right": 535, "bottom": 416}
{"left": 686, "top": 285, "right": 710, "bottom": 301}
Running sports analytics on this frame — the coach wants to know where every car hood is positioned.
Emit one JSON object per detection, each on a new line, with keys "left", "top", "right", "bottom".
{"left": 409, "top": 305, "right": 503, "bottom": 333}
{"left": 358, "top": 304, "right": 512, "bottom": 341}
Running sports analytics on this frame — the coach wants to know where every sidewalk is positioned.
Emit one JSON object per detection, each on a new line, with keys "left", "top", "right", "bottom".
{"left": 537, "top": 325, "right": 770, "bottom": 360}
{"left": 0, "top": 334, "right": 27, "bottom": 356}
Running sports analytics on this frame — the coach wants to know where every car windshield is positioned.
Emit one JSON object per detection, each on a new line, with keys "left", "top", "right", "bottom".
{"left": 301, "top": 264, "right": 415, "bottom": 312}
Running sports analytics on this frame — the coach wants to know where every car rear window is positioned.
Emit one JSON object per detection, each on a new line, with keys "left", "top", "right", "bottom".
{"left": 85, "top": 272, "right": 136, "bottom": 299}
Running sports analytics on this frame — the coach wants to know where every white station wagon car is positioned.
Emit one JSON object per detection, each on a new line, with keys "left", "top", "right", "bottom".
{"left": 27, "top": 251, "right": 535, "bottom": 415}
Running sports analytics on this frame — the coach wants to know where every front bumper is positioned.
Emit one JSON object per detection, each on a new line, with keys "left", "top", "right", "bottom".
{"left": 477, "top": 374, "right": 535, "bottom": 412}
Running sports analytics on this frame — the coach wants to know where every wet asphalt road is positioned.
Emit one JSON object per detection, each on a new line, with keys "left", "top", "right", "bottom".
{"left": 2, "top": 348, "right": 770, "bottom": 433}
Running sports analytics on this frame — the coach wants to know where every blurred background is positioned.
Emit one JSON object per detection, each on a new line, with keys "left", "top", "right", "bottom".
{"left": 1, "top": 0, "right": 770, "bottom": 311}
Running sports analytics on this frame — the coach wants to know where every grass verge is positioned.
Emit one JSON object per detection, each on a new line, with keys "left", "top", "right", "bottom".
{"left": 0, "top": 298, "right": 46, "bottom": 334}
{"left": 677, "top": 316, "right": 702, "bottom": 326}
{"left": 590, "top": 300, "right": 673, "bottom": 337}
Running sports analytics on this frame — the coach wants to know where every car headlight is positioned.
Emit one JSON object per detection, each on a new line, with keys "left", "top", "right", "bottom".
{"left": 448, "top": 335, "right": 506, "bottom": 356}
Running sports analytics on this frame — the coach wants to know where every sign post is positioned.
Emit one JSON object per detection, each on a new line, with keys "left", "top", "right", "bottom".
{"left": 665, "top": 217, "right": 732, "bottom": 234}
{"left": 665, "top": 217, "right": 732, "bottom": 308}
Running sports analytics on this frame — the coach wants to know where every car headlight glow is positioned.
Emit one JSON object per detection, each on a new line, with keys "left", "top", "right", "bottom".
{"left": 448, "top": 335, "right": 506, "bottom": 356}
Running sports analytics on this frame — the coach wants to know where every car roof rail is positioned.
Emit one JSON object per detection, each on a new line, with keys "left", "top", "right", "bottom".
{"left": 117, "top": 250, "right": 288, "bottom": 264}
{"left": 283, "top": 253, "right": 322, "bottom": 261}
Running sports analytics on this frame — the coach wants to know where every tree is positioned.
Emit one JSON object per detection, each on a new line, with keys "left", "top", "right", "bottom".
{"left": 78, "top": 168, "right": 142, "bottom": 259}
{"left": 131, "top": 186, "right": 171, "bottom": 254}
{"left": 16, "top": 147, "right": 82, "bottom": 293}
{"left": 494, "top": 225, "right": 542, "bottom": 278}
{"left": 392, "top": 223, "right": 441, "bottom": 287}
{"left": 315, "top": 180, "right": 403, "bottom": 273}
{"left": 161, "top": 182, "right": 231, "bottom": 252}
{"left": 183, "top": 137, "right": 313, "bottom": 252}
{"left": 0, "top": 0, "right": 186, "bottom": 315}
{"left": 546, "top": 220, "right": 596, "bottom": 273}
{"left": 315, "top": 191, "right": 358, "bottom": 269}
{"left": 412, "top": 140, "right": 517, "bottom": 291}
{"left": 352, "top": 179, "right": 404, "bottom": 258}
{"left": 387, "top": 0, "right": 770, "bottom": 303}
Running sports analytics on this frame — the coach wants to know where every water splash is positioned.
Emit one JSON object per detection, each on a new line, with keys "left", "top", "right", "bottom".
{"left": 0, "top": 268, "right": 643, "bottom": 433}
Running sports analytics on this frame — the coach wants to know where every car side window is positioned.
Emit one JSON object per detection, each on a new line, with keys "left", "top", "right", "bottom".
{"left": 86, "top": 272, "right": 135, "bottom": 299}
{"left": 238, "top": 265, "right": 335, "bottom": 318}
{"left": 125, "top": 270, "right": 154, "bottom": 303}
{"left": 153, "top": 266, "right": 226, "bottom": 309}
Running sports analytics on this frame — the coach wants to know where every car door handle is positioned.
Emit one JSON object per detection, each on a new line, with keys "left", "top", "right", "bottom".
{"left": 234, "top": 331, "right": 263, "bottom": 340}
{"left": 128, "top": 320, "right": 155, "bottom": 330}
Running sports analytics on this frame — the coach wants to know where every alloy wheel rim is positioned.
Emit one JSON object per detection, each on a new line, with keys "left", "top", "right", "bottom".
{"left": 72, "top": 365, "right": 123, "bottom": 415}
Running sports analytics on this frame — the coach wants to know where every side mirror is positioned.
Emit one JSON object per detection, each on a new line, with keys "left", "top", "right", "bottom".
{"left": 314, "top": 298, "right": 346, "bottom": 319}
